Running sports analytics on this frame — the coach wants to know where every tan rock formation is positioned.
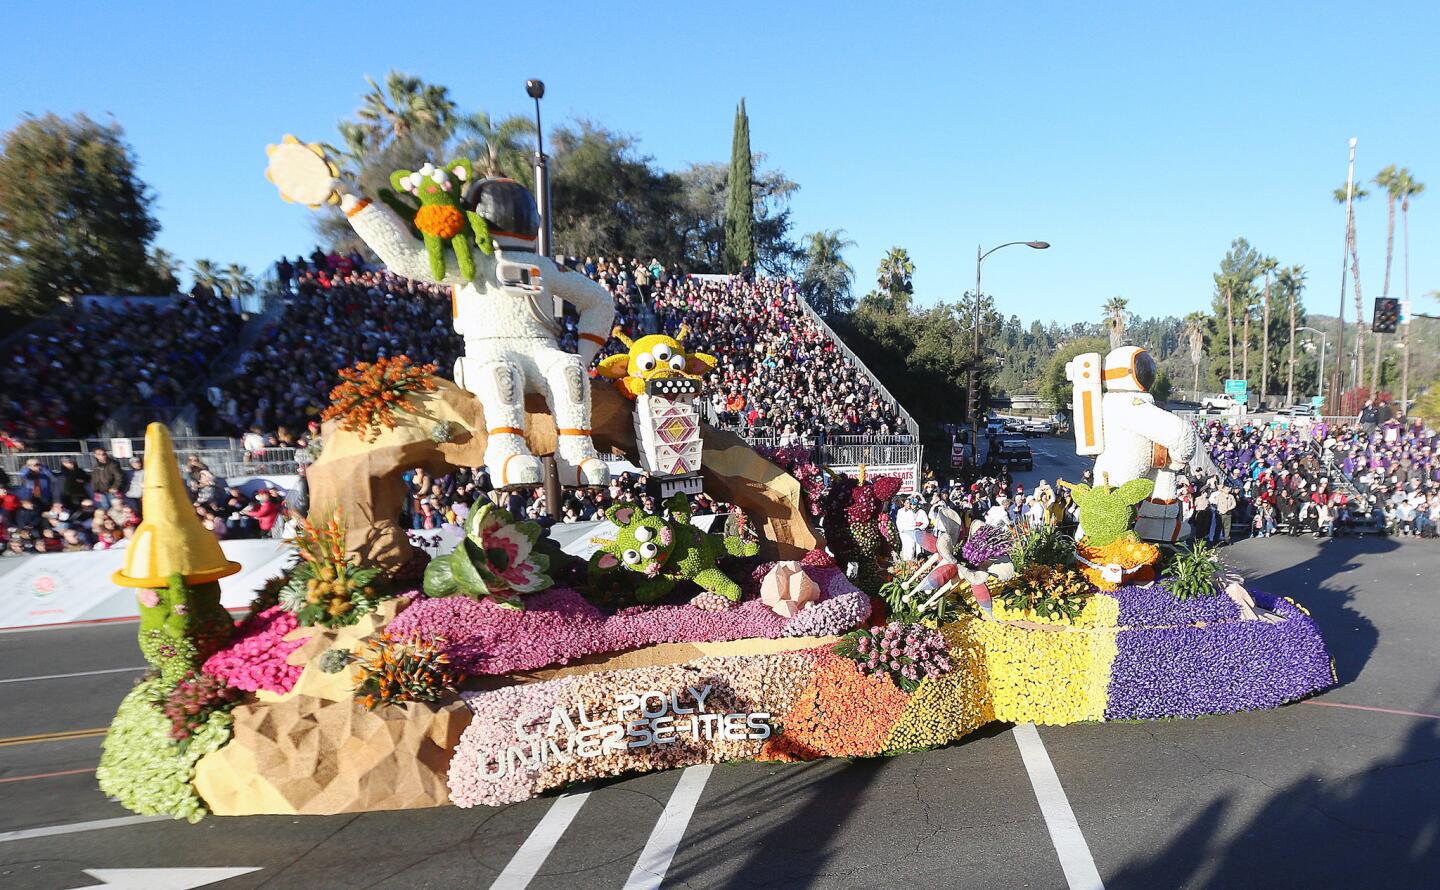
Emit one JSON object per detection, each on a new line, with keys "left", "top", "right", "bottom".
{"left": 307, "top": 378, "right": 820, "bottom": 573}
{"left": 194, "top": 695, "right": 470, "bottom": 815}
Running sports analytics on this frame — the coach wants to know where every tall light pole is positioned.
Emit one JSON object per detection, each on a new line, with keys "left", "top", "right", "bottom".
{"left": 1331, "top": 137, "right": 1356, "bottom": 413}
{"left": 969, "top": 241, "right": 1049, "bottom": 438}
{"left": 1299, "top": 325, "right": 1328, "bottom": 407}
{"left": 527, "top": 79, "right": 562, "bottom": 516}
{"left": 526, "top": 79, "right": 551, "bottom": 258}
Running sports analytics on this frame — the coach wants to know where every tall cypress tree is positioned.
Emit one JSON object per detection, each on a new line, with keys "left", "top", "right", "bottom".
{"left": 724, "top": 99, "right": 755, "bottom": 273}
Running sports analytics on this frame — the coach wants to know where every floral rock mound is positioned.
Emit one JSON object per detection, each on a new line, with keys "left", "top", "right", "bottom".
{"left": 448, "top": 582, "right": 1333, "bottom": 805}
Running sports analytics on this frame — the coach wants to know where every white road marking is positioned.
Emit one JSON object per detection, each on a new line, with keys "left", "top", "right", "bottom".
{"left": 1013, "top": 723, "right": 1105, "bottom": 890}
{"left": 623, "top": 765, "right": 713, "bottom": 890}
{"left": 0, "top": 666, "right": 147, "bottom": 685}
{"left": 489, "top": 789, "right": 591, "bottom": 889}
{"left": 0, "top": 814, "right": 168, "bottom": 844}
{"left": 65, "top": 866, "right": 261, "bottom": 890}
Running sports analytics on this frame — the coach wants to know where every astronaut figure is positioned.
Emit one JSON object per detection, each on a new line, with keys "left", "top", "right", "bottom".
{"left": 339, "top": 178, "right": 614, "bottom": 490}
{"left": 1066, "top": 346, "right": 1199, "bottom": 542}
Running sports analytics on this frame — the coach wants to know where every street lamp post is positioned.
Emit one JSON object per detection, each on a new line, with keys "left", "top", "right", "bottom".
{"left": 527, "top": 79, "right": 563, "bottom": 516}
{"left": 1298, "top": 326, "right": 1328, "bottom": 408}
{"left": 968, "top": 241, "right": 1049, "bottom": 440}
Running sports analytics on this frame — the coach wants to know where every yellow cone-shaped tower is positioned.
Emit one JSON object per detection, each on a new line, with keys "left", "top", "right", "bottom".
{"left": 112, "top": 423, "right": 242, "bottom": 588}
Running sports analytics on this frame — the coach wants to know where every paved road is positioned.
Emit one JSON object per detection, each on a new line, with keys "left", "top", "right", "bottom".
{"left": 2, "top": 439, "right": 1437, "bottom": 888}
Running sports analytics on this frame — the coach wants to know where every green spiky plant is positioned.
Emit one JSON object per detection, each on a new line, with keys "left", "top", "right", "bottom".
{"left": 1009, "top": 522, "right": 1077, "bottom": 572}
{"left": 1162, "top": 541, "right": 1226, "bottom": 601}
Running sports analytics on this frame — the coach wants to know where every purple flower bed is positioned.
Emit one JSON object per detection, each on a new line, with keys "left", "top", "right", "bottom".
{"left": 387, "top": 566, "right": 869, "bottom": 675}
{"left": 1105, "top": 593, "right": 1333, "bottom": 720}
{"left": 1110, "top": 583, "right": 1241, "bottom": 627}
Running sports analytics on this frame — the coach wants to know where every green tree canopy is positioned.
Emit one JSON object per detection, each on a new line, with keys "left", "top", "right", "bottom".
{"left": 799, "top": 229, "right": 856, "bottom": 317}
{"left": 0, "top": 113, "right": 170, "bottom": 315}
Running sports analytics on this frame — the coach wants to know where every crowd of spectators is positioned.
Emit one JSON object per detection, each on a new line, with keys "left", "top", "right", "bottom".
{"left": 1193, "top": 406, "right": 1440, "bottom": 540}
{"left": 0, "top": 448, "right": 296, "bottom": 556}
{"left": 0, "top": 295, "right": 240, "bottom": 441}
{"left": 583, "top": 256, "right": 907, "bottom": 441}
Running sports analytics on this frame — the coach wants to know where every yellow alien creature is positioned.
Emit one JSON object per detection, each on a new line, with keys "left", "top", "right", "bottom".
{"left": 597, "top": 325, "right": 718, "bottom": 399}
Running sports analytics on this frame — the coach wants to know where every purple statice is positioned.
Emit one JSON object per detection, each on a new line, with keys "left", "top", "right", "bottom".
{"left": 962, "top": 523, "right": 1012, "bottom": 565}
{"left": 1111, "top": 583, "right": 1241, "bottom": 627}
{"left": 1104, "top": 593, "right": 1333, "bottom": 720}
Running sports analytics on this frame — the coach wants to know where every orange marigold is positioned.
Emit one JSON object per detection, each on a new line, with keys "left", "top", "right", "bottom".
{"left": 415, "top": 204, "right": 465, "bottom": 239}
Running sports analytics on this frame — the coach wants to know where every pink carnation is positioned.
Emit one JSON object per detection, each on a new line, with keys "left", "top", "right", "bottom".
{"left": 201, "top": 607, "right": 305, "bottom": 693}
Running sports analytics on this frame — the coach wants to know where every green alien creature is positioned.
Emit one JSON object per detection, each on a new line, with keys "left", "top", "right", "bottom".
{"left": 1060, "top": 478, "right": 1155, "bottom": 546}
{"left": 587, "top": 495, "right": 759, "bottom": 604}
{"left": 379, "top": 158, "right": 490, "bottom": 281}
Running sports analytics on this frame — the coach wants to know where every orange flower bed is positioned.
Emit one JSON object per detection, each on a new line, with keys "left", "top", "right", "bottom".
{"left": 322, "top": 355, "right": 438, "bottom": 441}
{"left": 1076, "top": 537, "right": 1160, "bottom": 591}
{"left": 415, "top": 204, "right": 465, "bottom": 239}
{"left": 761, "top": 650, "right": 911, "bottom": 760}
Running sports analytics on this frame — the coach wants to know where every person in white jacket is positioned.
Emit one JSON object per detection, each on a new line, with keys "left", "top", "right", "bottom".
{"left": 266, "top": 144, "right": 614, "bottom": 490}
{"left": 895, "top": 495, "right": 927, "bottom": 560}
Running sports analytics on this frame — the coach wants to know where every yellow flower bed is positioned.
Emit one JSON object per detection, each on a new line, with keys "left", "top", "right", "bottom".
{"left": 884, "top": 620, "right": 994, "bottom": 751}
{"left": 969, "top": 614, "right": 1117, "bottom": 724}
{"left": 991, "top": 593, "right": 1120, "bottom": 629}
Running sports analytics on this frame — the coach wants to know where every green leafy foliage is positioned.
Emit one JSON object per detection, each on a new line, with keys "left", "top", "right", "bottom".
{"left": 724, "top": 99, "right": 755, "bottom": 273}
{"left": 158, "top": 672, "right": 241, "bottom": 744}
{"left": 1009, "top": 523, "right": 1077, "bottom": 572}
{"left": 280, "top": 561, "right": 387, "bottom": 627}
{"left": 137, "top": 574, "right": 233, "bottom": 688}
{"left": 1162, "top": 541, "right": 1226, "bottom": 601}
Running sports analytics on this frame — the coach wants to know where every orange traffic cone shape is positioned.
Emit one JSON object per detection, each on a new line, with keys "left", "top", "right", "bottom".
{"left": 112, "top": 423, "right": 242, "bottom": 588}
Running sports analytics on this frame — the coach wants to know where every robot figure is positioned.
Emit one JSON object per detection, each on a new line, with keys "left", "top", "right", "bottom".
{"left": 1065, "top": 346, "right": 1198, "bottom": 542}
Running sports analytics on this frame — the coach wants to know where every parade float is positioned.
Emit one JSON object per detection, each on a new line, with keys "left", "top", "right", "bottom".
{"left": 94, "top": 147, "right": 1334, "bottom": 821}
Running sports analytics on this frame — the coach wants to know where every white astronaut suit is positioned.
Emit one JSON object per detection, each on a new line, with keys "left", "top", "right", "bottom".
{"left": 1067, "top": 346, "right": 1199, "bottom": 542}
{"left": 338, "top": 187, "right": 614, "bottom": 490}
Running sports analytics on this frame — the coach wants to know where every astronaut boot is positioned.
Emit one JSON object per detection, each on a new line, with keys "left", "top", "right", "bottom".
{"left": 485, "top": 432, "right": 543, "bottom": 489}
{"left": 555, "top": 434, "right": 610, "bottom": 488}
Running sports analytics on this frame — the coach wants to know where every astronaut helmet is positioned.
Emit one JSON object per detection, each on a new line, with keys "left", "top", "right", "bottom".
{"left": 1102, "top": 346, "right": 1157, "bottom": 393}
{"left": 460, "top": 177, "right": 541, "bottom": 252}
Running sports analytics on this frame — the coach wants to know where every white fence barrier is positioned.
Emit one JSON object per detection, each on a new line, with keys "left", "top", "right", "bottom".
{"left": 0, "top": 539, "right": 293, "bottom": 629}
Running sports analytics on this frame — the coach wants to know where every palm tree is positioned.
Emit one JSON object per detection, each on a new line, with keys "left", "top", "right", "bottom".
{"left": 1240, "top": 286, "right": 1257, "bottom": 386}
{"left": 1102, "top": 296, "right": 1129, "bottom": 349}
{"left": 357, "top": 71, "right": 456, "bottom": 146}
{"left": 1257, "top": 256, "right": 1277, "bottom": 401}
{"left": 222, "top": 263, "right": 255, "bottom": 305}
{"left": 1333, "top": 183, "right": 1369, "bottom": 390}
{"left": 1374, "top": 165, "right": 1399, "bottom": 298}
{"left": 1183, "top": 311, "right": 1207, "bottom": 398}
{"left": 190, "top": 259, "right": 221, "bottom": 295}
{"left": 455, "top": 112, "right": 536, "bottom": 178}
{"left": 1277, "top": 265, "right": 1307, "bottom": 403}
{"left": 799, "top": 230, "right": 856, "bottom": 317}
{"left": 875, "top": 247, "right": 915, "bottom": 312}
{"left": 1396, "top": 168, "right": 1424, "bottom": 406}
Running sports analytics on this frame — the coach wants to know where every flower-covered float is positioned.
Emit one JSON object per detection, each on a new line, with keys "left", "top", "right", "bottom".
{"left": 92, "top": 155, "right": 1333, "bottom": 821}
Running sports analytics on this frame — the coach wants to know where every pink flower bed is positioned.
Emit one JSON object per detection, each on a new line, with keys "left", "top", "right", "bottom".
{"left": 202, "top": 607, "right": 306, "bottom": 694}
{"left": 388, "top": 565, "right": 869, "bottom": 675}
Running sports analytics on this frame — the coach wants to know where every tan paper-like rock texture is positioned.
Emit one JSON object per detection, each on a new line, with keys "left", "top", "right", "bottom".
{"left": 194, "top": 695, "right": 470, "bottom": 815}
{"left": 307, "top": 379, "right": 820, "bottom": 572}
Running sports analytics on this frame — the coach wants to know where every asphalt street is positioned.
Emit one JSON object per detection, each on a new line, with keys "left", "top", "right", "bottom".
{"left": 1, "top": 435, "right": 1437, "bottom": 889}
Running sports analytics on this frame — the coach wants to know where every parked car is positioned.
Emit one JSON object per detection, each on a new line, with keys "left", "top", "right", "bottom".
{"left": 991, "top": 435, "right": 1034, "bottom": 471}
{"left": 1201, "top": 393, "right": 1244, "bottom": 413}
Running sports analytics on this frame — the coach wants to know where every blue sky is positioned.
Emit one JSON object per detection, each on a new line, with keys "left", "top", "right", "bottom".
{"left": 3, "top": 1, "right": 1436, "bottom": 325}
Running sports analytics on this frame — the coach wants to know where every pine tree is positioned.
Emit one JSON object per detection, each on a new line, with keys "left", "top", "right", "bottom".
{"left": 723, "top": 99, "right": 756, "bottom": 273}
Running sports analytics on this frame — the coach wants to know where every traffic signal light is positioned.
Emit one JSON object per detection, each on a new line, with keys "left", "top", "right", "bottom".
{"left": 1372, "top": 297, "right": 1399, "bottom": 333}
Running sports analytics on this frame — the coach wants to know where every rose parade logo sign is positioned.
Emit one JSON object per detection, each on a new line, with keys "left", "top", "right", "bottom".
{"left": 479, "top": 684, "right": 771, "bottom": 780}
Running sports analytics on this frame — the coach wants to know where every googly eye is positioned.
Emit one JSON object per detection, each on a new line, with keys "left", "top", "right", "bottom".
{"left": 636, "top": 354, "right": 657, "bottom": 372}
{"left": 634, "top": 526, "right": 654, "bottom": 542}
{"left": 639, "top": 541, "right": 658, "bottom": 558}
{"left": 668, "top": 354, "right": 686, "bottom": 370}
{"left": 622, "top": 549, "right": 641, "bottom": 565}
{"left": 654, "top": 345, "right": 673, "bottom": 361}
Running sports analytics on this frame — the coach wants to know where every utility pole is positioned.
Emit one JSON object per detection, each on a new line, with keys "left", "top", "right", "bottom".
{"left": 528, "top": 78, "right": 563, "bottom": 518}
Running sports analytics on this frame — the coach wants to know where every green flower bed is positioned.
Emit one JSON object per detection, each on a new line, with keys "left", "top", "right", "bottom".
{"left": 96, "top": 677, "right": 232, "bottom": 823}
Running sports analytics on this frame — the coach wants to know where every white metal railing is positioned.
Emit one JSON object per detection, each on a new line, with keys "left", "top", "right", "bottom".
{"left": 2, "top": 446, "right": 299, "bottom": 480}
